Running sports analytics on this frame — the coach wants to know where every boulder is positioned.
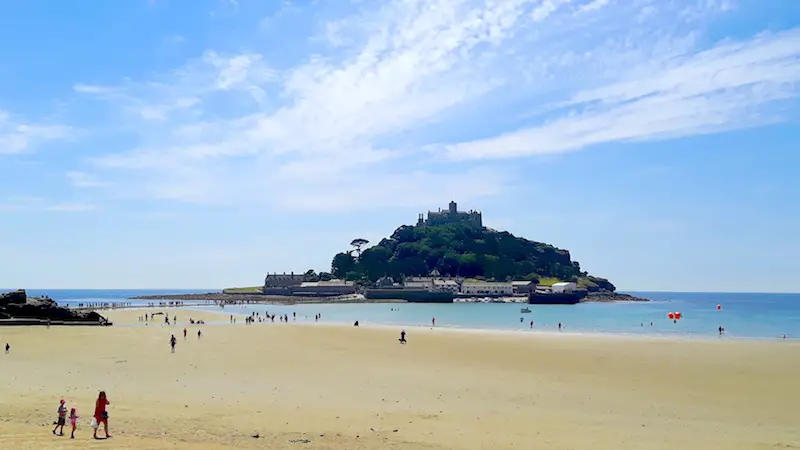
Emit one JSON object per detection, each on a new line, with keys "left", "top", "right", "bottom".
{"left": 0, "top": 289, "right": 28, "bottom": 307}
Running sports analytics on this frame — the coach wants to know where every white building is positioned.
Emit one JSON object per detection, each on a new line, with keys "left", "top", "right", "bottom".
{"left": 551, "top": 282, "right": 578, "bottom": 294}
{"left": 460, "top": 282, "right": 514, "bottom": 296}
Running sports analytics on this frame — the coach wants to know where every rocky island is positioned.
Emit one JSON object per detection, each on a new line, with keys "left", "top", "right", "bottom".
{"left": 0, "top": 289, "right": 111, "bottom": 326}
{"left": 136, "top": 202, "right": 649, "bottom": 304}
{"left": 326, "top": 202, "right": 648, "bottom": 303}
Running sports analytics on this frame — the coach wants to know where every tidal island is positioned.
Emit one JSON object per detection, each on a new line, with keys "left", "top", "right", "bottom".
{"left": 133, "top": 201, "right": 648, "bottom": 304}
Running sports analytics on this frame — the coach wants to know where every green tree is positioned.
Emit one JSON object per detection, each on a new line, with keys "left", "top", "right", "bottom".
{"left": 331, "top": 252, "right": 356, "bottom": 278}
{"left": 350, "top": 238, "right": 370, "bottom": 257}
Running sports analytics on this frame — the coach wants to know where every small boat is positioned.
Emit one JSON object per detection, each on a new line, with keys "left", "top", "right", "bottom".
{"left": 520, "top": 307, "right": 531, "bottom": 313}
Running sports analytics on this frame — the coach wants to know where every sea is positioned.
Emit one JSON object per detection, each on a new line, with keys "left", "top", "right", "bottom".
{"left": 11, "top": 289, "right": 800, "bottom": 340}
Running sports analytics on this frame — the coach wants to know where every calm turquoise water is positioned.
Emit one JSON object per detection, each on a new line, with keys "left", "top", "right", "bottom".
{"left": 10, "top": 289, "right": 800, "bottom": 339}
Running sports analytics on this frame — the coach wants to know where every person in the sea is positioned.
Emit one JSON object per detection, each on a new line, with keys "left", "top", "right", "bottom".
{"left": 69, "top": 407, "right": 79, "bottom": 439}
{"left": 399, "top": 329, "right": 406, "bottom": 344}
{"left": 530, "top": 320, "right": 534, "bottom": 329}
{"left": 93, "top": 391, "right": 111, "bottom": 439}
{"left": 53, "top": 399, "right": 67, "bottom": 436}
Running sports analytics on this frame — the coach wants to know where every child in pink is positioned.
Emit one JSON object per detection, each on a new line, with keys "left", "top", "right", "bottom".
{"left": 69, "top": 408, "right": 79, "bottom": 439}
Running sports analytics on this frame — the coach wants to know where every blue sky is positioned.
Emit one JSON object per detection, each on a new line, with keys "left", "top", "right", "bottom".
{"left": 1, "top": 0, "right": 799, "bottom": 292}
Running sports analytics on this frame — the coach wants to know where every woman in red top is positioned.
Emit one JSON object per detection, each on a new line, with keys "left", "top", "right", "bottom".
{"left": 93, "top": 391, "right": 111, "bottom": 439}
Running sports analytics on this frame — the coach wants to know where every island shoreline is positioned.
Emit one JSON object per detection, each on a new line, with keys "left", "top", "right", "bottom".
{"left": 128, "top": 291, "right": 650, "bottom": 304}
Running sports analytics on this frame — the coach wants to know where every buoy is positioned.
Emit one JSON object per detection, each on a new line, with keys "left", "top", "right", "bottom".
{"left": 668, "top": 312, "right": 675, "bottom": 319}
{"left": 675, "top": 312, "right": 682, "bottom": 320}
{"left": 717, "top": 304, "right": 722, "bottom": 310}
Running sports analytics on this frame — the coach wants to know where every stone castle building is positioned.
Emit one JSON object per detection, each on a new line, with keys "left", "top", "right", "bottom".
{"left": 263, "top": 272, "right": 305, "bottom": 288}
{"left": 417, "top": 201, "right": 482, "bottom": 227}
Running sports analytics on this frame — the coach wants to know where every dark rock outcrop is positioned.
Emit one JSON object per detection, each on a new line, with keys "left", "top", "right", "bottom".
{"left": 0, "top": 289, "right": 110, "bottom": 325}
{"left": 0, "top": 289, "right": 28, "bottom": 307}
{"left": 584, "top": 291, "right": 648, "bottom": 302}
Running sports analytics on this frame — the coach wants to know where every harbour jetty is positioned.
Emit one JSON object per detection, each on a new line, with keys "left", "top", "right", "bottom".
{"left": 129, "top": 292, "right": 404, "bottom": 305}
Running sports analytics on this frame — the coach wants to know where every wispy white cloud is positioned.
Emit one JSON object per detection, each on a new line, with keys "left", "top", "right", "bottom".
{"left": 0, "top": 110, "right": 73, "bottom": 155}
{"left": 45, "top": 203, "right": 98, "bottom": 212}
{"left": 0, "top": 196, "right": 96, "bottom": 213}
{"left": 62, "top": 0, "right": 800, "bottom": 211}
{"left": 66, "top": 171, "right": 111, "bottom": 188}
{"left": 442, "top": 28, "right": 800, "bottom": 160}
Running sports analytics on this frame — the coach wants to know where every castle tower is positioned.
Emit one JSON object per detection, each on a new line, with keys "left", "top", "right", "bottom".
{"left": 448, "top": 201, "right": 457, "bottom": 214}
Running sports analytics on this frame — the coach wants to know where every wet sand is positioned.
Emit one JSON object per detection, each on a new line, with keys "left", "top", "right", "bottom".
{"left": 0, "top": 309, "right": 798, "bottom": 449}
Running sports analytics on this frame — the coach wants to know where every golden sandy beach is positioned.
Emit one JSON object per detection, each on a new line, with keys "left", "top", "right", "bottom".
{"left": 1, "top": 309, "right": 798, "bottom": 450}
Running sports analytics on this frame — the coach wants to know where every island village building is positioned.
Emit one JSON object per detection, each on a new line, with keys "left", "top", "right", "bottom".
{"left": 263, "top": 202, "right": 544, "bottom": 297}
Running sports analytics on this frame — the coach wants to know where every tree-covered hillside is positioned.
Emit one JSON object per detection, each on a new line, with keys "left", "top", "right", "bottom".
{"left": 330, "top": 223, "right": 616, "bottom": 291}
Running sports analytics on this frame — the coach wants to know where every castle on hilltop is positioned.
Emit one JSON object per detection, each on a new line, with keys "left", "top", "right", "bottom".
{"left": 417, "top": 201, "right": 482, "bottom": 227}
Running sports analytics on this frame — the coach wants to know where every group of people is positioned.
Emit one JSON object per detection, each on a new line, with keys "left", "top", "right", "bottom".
{"left": 52, "top": 391, "right": 110, "bottom": 440}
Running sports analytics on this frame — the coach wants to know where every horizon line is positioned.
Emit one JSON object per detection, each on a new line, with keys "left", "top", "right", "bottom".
{"left": 4, "top": 288, "right": 800, "bottom": 295}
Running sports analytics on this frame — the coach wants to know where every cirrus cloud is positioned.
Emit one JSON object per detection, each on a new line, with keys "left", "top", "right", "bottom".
{"left": 58, "top": 0, "right": 800, "bottom": 212}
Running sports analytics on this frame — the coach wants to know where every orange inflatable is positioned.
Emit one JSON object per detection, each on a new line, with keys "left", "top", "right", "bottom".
{"left": 675, "top": 312, "right": 682, "bottom": 319}
{"left": 668, "top": 312, "right": 675, "bottom": 319}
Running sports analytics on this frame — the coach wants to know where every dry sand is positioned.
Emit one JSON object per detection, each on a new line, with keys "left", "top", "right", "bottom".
{"left": 1, "top": 308, "right": 798, "bottom": 449}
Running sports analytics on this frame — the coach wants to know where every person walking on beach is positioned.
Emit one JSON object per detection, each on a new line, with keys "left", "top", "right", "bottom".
{"left": 4, "top": 343, "right": 9, "bottom": 354}
{"left": 399, "top": 329, "right": 407, "bottom": 344}
{"left": 183, "top": 328, "right": 187, "bottom": 339}
{"left": 170, "top": 334, "right": 177, "bottom": 353}
{"left": 197, "top": 329, "right": 202, "bottom": 339}
{"left": 53, "top": 399, "right": 67, "bottom": 436}
{"left": 93, "top": 391, "right": 111, "bottom": 440}
{"left": 69, "top": 408, "right": 79, "bottom": 439}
